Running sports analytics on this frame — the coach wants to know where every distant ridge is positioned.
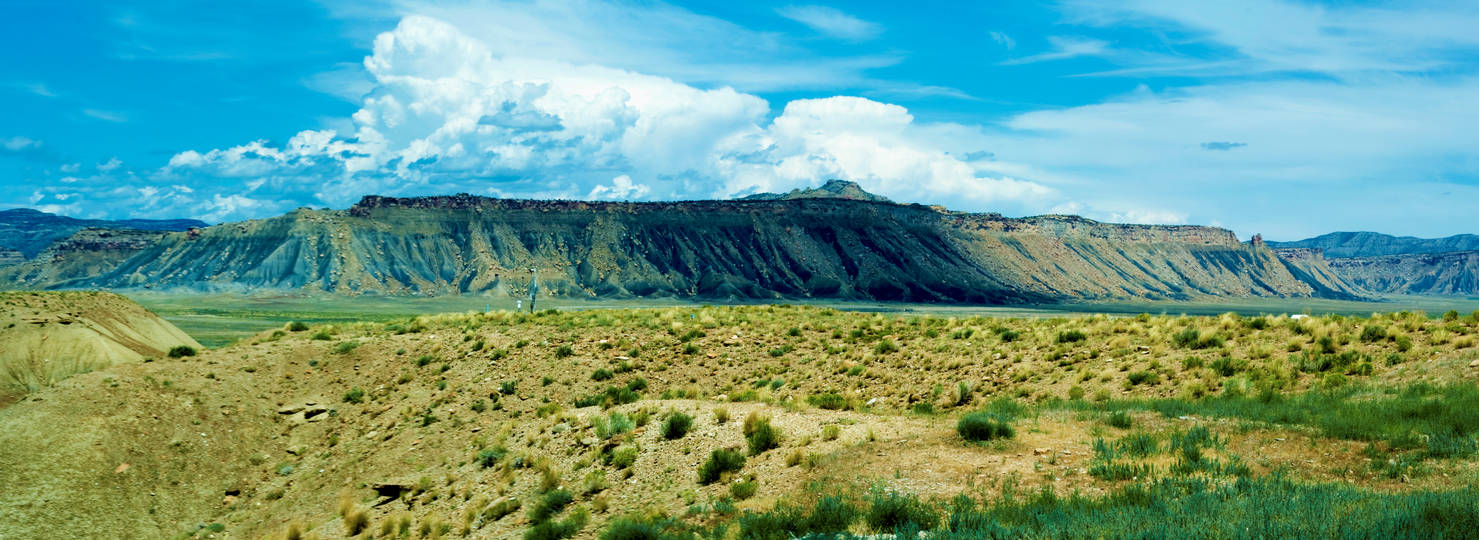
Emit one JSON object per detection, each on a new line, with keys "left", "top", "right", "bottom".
{"left": 0, "top": 208, "right": 205, "bottom": 260}
{"left": 1268, "top": 231, "right": 1479, "bottom": 259}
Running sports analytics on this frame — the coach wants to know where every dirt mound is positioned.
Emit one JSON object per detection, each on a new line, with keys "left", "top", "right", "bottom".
{"left": 1, "top": 291, "right": 200, "bottom": 399}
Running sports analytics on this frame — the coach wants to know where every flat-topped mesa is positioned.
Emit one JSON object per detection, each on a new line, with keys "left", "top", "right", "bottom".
{"left": 351, "top": 193, "right": 1238, "bottom": 246}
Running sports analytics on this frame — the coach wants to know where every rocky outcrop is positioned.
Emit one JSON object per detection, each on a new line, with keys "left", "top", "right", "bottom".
{"left": 44, "top": 192, "right": 1368, "bottom": 303}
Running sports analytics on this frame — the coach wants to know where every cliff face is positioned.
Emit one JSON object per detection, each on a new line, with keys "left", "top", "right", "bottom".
{"left": 1272, "top": 248, "right": 1370, "bottom": 300}
{"left": 1268, "top": 231, "right": 1479, "bottom": 259}
{"left": 57, "top": 193, "right": 1365, "bottom": 303}
{"left": 1326, "top": 251, "right": 1479, "bottom": 296}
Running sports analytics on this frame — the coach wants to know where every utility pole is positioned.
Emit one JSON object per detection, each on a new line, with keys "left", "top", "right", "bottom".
{"left": 528, "top": 267, "right": 538, "bottom": 313}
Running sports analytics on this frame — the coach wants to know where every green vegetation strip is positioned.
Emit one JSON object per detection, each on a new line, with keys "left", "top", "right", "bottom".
{"left": 600, "top": 477, "right": 1478, "bottom": 539}
{"left": 1074, "top": 384, "right": 1479, "bottom": 458}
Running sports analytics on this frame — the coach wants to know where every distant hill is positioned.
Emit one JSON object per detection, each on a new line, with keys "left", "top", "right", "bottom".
{"left": 739, "top": 179, "right": 893, "bottom": 203}
{"left": 0, "top": 228, "right": 173, "bottom": 288}
{"left": 0, "top": 208, "right": 205, "bottom": 260}
{"left": 1268, "top": 231, "right": 1479, "bottom": 259}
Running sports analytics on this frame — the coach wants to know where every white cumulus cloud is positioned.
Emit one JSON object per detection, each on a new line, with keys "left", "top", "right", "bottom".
{"left": 164, "top": 15, "right": 1055, "bottom": 216}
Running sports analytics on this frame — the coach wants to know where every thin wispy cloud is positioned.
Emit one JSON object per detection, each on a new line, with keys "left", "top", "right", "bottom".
{"left": 1061, "top": 0, "right": 1479, "bottom": 77}
{"left": 776, "top": 5, "right": 883, "bottom": 41}
{"left": 989, "top": 31, "right": 1016, "bottom": 50}
{"left": 24, "top": 83, "right": 58, "bottom": 98}
{"left": 1000, "top": 36, "right": 1110, "bottom": 65}
{"left": 2, "top": 136, "right": 43, "bottom": 153}
{"left": 82, "top": 109, "right": 127, "bottom": 123}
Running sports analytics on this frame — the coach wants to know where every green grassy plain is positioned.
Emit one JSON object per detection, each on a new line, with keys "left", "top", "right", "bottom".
{"left": 126, "top": 291, "right": 1479, "bottom": 348}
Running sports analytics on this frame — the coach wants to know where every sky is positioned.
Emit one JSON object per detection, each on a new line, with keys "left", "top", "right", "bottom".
{"left": 2, "top": 0, "right": 1478, "bottom": 240}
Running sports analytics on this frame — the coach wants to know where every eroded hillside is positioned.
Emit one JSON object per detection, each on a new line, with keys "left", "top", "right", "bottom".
{"left": 0, "top": 291, "right": 200, "bottom": 401}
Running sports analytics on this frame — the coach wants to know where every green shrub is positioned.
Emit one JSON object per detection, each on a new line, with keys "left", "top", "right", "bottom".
{"left": 608, "top": 445, "right": 638, "bottom": 469}
{"left": 730, "top": 479, "right": 758, "bottom": 500}
{"left": 529, "top": 490, "right": 574, "bottom": 523}
{"left": 500, "top": 380, "right": 518, "bottom": 395}
{"left": 592, "top": 368, "right": 614, "bottom": 381}
{"left": 1088, "top": 460, "right": 1155, "bottom": 481}
{"left": 594, "top": 412, "right": 634, "bottom": 439}
{"left": 808, "top": 393, "right": 847, "bottom": 410}
{"left": 1209, "top": 356, "right": 1246, "bottom": 377}
{"left": 167, "top": 345, "right": 197, "bottom": 358}
{"left": 1068, "top": 385, "right": 1086, "bottom": 401}
{"left": 333, "top": 341, "right": 359, "bottom": 354}
{"left": 957, "top": 412, "right": 1014, "bottom": 442}
{"left": 1056, "top": 330, "right": 1087, "bottom": 343}
{"left": 1118, "top": 433, "right": 1160, "bottom": 457}
{"left": 523, "top": 513, "right": 586, "bottom": 540}
{"left": 576, "top": 385, "right": 641, "bottom": 408}
{"left": 697, "top": 449, "right": 745, "bottom": 484}
{"left": 287, "top": 321, "right": 309, "bottom": 331}
{"left": 661, "top": 412, "right": 693, "bottom": 440}
{"left": 1127, "top": 371, "right": 1160, "bottom": 385}
{"left": 600, "top": 517, "right": 695, "bottom": 540}
{"left": 1360, "top": 325, "right": 1388, "bottom": 343}
{"left": 866, "top": 489, "right": 938, "bottom": 532}
{"left": 476, "top": 447, "right": 507, "bottom": 468}
{"left": 311, "top": 331, "right": 332, "bottom": 341}
{"left": 1173, "top": 328, "right": 1201, "bottom": 348}
{"left": 874, "top": 339, "right": 900, "bottom": 354}
{"left": 822, "top": 425, "right": 841, "bottom": 441}
{"left": 555, "top": 345, "right": 575, "bottom": 358}
{"left": 1106, "top": 411, "right": 1133, "bottom": 429}
{"left": 746, "top": 419, "right": 782, "bottom": 456}
{"left": 342, "top": 387, "right": 365, "bottom": 404}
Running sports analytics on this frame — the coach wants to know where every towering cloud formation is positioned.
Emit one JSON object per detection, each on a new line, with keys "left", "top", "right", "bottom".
{"left": 165, "top": 16, "right": 1052, "bottom": 216}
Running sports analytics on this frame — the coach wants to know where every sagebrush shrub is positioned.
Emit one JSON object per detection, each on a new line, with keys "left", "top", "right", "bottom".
{"left": 957, "top": 412, "right": 1014, "bottom": 442}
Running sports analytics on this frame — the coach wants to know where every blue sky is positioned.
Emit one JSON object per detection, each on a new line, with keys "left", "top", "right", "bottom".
{"left": 3, "top": 0, "right": 1478, "bottom": 240}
